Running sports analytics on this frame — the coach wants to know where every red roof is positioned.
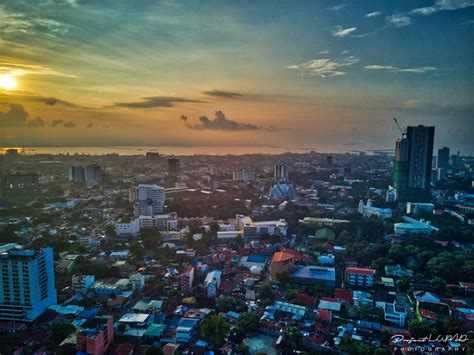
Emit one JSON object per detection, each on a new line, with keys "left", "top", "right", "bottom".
{"left": 335, "top": 288, "right": 353, "bottom": 303}
{"left": 295, "top": 293, "right": 316, "bottom": 307}
{"left": 346, "top": 267, "right": 376, "bottom": 276}
{"left": 272, "top": 251, "right": 295, "bottom": 263}
{"left": 321, "top": 296, "right": 337, "bottom": 302}
{"left": 319, "top": 309, "right": 332, "bottom": 322}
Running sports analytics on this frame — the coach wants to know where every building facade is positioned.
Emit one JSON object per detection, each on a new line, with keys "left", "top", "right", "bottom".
{"left": 0, "top": 245, "right": 57, "bottom": 321}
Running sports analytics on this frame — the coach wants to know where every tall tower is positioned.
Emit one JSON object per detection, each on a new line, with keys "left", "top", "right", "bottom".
{"left": 274, "top": 164, "right": 288, "bottom": 182}
{"left": 392, "top": 125, "right": 434, "bottom": 202}
{"left": 406, "top": 125, "right": 435, "bottom": 191}
{"left": 437, "top": 147, "right": 450, "bottom": 170}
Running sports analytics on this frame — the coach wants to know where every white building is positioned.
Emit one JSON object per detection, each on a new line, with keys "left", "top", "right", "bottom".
{"left": 204, "top": 270, "right": 222, "bottom": 297}
{"left": 130, "top": 184, "right": 165, "bottom": 216}
{"left": 384, "top": 303, "right": 407, "bottom": 327}
{"left": 115, "top": 213, "right": 178, "bottom": 236}
{"left": 358, "top": 199, "right": 392, "bottom": 220}
{"left": 236, "top": 214, "right": 288, "bottom": 238}
{"left": 72, "top": 274, "right": 95, "bottom": 294}
{"left": 232, "top": 170, "right": 255, "bottom": 182}
{"left": 406, "top": 202, "right": 434, "bottom": 215}
{"left": 130, "top": 272, "right": 145, "bottom": 291}
{"left": 394, "top": 216, "right": 439, "bottom": 235}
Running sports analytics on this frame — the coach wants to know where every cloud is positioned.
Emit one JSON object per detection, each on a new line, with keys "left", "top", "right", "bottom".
{"left": 0, "top": 103, "right": 29, "bottom": 127}
{"left": 329, "top": 4, "right": 346, "bottom": 11}
{"left": 287, "top": 56, "right": 359, "bottom": 78}
{"left": 113, "top": 96, "right": 204, "bottom": 108}
{"left": 202, "top": 90, "right": 242, "bottom": 100}
{"left": 332, "top": 26, "right": 357, "bottom": 37}
{"left": 0, "top": 103, "right": 73, "bottom": 128}
{"left": 180, "top": 111, "right": 260, "bottom": 131}
{"left": 0, "top": 5, "right": 67, "bottom": 35}
{"left": 411, "top": 0, "right": 474, "bottom": 15}
{"left": 319, "top": 50, "right": 330, "bottom": 54}
{"left": 26, "top": 117, "right": 47, "bottom": 127}
{"left": 396, "top": 99, "right": 474, "bottom": 118}
{"left": 365, "top": 65, "right": 398, "bottom": 70}
{"left": 0, "top": 62, "right": 76, "bottom": 78}
{"left": 365, "top": 64, "right": 438, "bottom": 73}
{"left": 365, "top": 11, "right": 382, "bottom": 18}
{"left": 386, "top": 14, "right": 412, "bottom": 27}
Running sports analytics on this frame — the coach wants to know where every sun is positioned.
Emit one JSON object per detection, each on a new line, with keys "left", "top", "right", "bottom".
{"left": 0, "top": 76, "right": 17, "bottom": 90}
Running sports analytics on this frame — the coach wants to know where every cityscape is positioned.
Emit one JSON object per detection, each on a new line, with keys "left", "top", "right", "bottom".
{"left": 1, "top": 1, "right": 474, "bottom": 355}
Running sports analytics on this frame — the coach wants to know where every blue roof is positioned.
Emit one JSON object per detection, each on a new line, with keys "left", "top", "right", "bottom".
{"left": 79, "top": 307, "right": 100, "bottom": 319}
{"left": 226, "top": 311, "right": 240, "bottom": 318}
{"left": 247, "top": 255, "right": 267, "bottom": 263}
{"left": 292, "top": 266, "right": 336, "bottom": 282}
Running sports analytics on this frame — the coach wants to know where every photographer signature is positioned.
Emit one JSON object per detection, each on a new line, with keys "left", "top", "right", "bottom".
{"left": 391, "top": 334, "right": 469, "bottom": 344}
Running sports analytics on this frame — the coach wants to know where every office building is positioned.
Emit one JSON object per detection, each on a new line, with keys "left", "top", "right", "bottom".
{"left": 274, "top": 164, "right": 288, "bottom": 181}
{"left": 406, "top": 202, "right": 434, "bottom": 216}
{"left": 345, "top": 267, "right": 376, "bottom": 288}
{"left": 85, "top": 165, "right": 102, "bottom": 188}
{"left": 168, "top": 158, "right": 180, "bottom": 175}
{"left": 69, "top": 165, "right": 86, "bottom": 183}
{"left": 130, "top": 184, "right": 165, "bottom": 216}
{"left": 0, "top": 244, "right": 57, "bottom": 321}
{"left": 232, "top": 170, "right": 255, "bottom": 182}
{"left": 392, "top": 125, "right": 434, "bottom": 201}
{"left": 68, "top": 165, "right": 102, "bottom": 188}
{"left": 437, "top": 147, "right": 450, "bottom": 170}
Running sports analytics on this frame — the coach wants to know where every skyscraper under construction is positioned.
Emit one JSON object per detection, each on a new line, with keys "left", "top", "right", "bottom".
{"left": 392, "top": 125, "right": 435, "bottom": 202}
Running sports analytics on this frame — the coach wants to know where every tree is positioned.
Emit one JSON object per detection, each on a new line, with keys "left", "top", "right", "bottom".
{"left": 105, "top": 224, "right": 116, "bottom": 237}
{"left": 258, "top": 282, "right": 275, "bottom": 304}
{"left": 49, "top": 322, "right": 76, "bottom": 343}
{"left": 145, "top": 345, "right": 164, "bottom": 355}
{"left": 397, "top": 277, "right": 410, "bottom": 292}
{"left": 275, "top": 271, "right": 290, "bottom": 286}
{"left": 200, "top": 315, "right": 230, "bottom": 349}
{"left": 218, "top": 296, "right": 237, "bottom": 312}
{"left": 235, "top": 343, "right": 250, "bottom": 354}
{"left": 281, "top": 327, "right": 304, "bottom": 352}
{"left": 408, "top": 319, "right": 436, "bottom": 338}
{"left": 237, "top": 312, "right": 260, "bottom": 334}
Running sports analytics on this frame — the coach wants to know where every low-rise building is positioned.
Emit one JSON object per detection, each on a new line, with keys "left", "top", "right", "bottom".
{"left": 76, "top": 316, "right": 114, "bottom": 355}
{"left": 345, "top": 267, "right": 376, "bottom": 287}
{"left": 358, "top": 199, "right": 392, "bottom": 220}
{"left": 406, "top": 202, "right": 434, "bottom": 215}
{"left": 291, "top": 266, "right": 336, "bottom": 288}
{"left": 270, "top": 251, "right": 296, "bottom": 280}
{"left": 72, "top": 274, "right": 95, "bottom": 294}
{"left": 394, "top": 216, "right": 439, "bottom": 235}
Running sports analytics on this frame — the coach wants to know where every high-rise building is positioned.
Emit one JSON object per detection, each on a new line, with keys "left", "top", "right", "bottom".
{"left": 274, "top": 164, "right": 288, "bottom": 181}
{"left": 437, "top": 147, "right": 450, "bottom": 170}
{"left": 232, "top": 170, "right": 255, "bottom": 182}
{"left": 69, "top": 165, "right": 102, "bottom": 188}
{"left": 130, "top": 184, "right": 165, "bottom": 217}
{"left": 0, "top": 244, "right": 57, "bottom": 321}
{"left": 168, "top": 158, "right": 180, "bottom": 175}
{"left": 392, "top": 125, "right": 434, "bottom": 201}
{"left": 69, "top": 165, "right": 85, "bottom": 183}
{"left": 326, "top": 155, "right": 333, "bottom": 166}
{"left": 85, "top": 165, "right": 102, "bottom": 188}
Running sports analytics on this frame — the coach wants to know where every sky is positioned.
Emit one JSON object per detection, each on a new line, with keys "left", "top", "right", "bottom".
{"left": 0, "top": 0, "right": 473, "bottom": 153}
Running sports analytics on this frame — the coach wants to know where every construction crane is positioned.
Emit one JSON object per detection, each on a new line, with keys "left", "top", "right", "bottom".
{"left": 393, "top": 117, "right": 406, "bottom": 137}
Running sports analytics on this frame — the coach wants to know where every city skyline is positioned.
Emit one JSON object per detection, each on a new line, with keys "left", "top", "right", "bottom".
{"left": 0, "top": 0, "right": 473, "bottom": 153}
